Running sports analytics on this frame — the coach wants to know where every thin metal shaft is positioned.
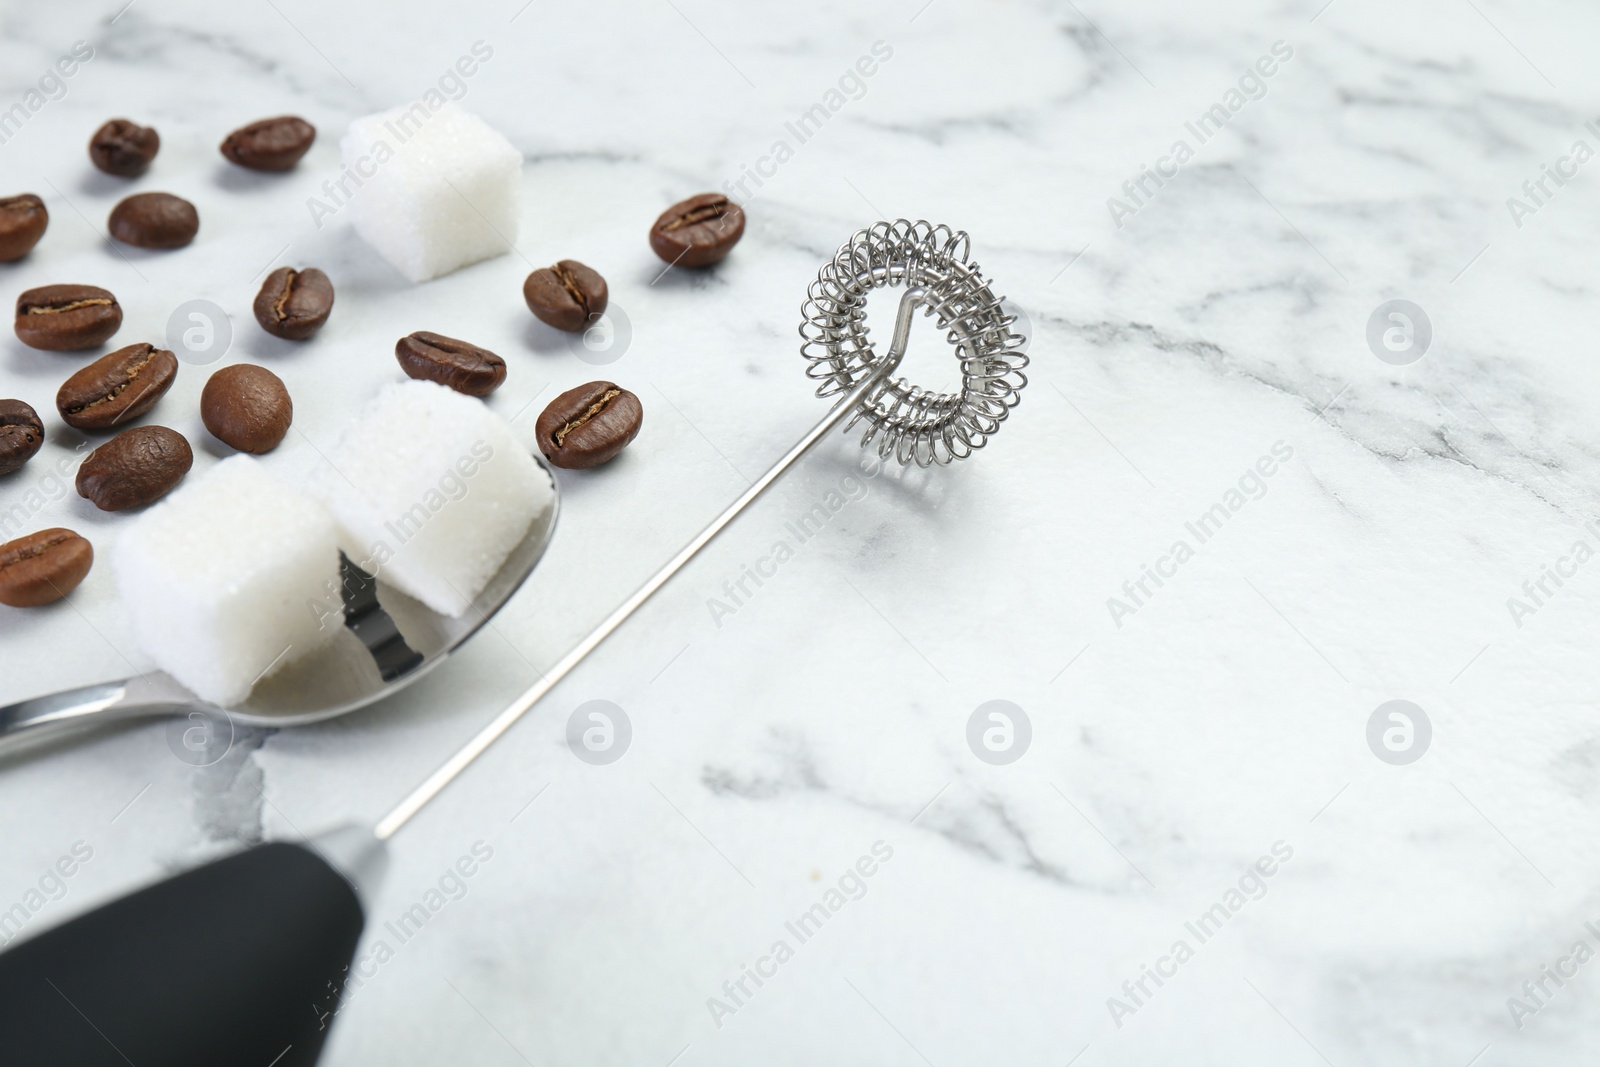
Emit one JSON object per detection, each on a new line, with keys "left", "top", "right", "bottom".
{"left": 374, "top": 290, "right": 924, "bottom": 840}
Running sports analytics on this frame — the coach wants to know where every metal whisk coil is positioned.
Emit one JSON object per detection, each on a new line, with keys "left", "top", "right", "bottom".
{"left": 799, "top": 219, "right": 1029, "bottom": 466}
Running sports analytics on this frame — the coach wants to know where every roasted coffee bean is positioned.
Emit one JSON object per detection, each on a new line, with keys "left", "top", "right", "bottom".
{"left": 0, "top": 194, "right": 48, "bottom": 261}
{"left": 108, "top": 192, "right": 198, "bottom": 249}
{"left": 649, "top": 193, "right": 745, "bottom": 268}
{"left": 523, "top": 260, "right": 608, "bottom": 332}
{"left": 395, "top": 332, "right": 506, "bottom": 397}
{"left": 535, "top": 381, "right": 642, "bottom": 469}
{"left": 202, "top": 364, "right": 292, "bottom": 453}
{"left": 89, "top": 119, "right": 160, "bottom": 177}
{"left": 252, "top": 266, "right": 333, "bottom": 340}
{"left": 0, "top": 528, "right": 93, "bottom": 607}
{"left": 76, "top": 426, "right": 191, "bottom": 511}
{"left": 0, "top": 400, "right": 44, "bottom": 476}
{"left": 220, "top": 116, "right": 316, "bottom": 171}
{"left": 57, "top": 343, "right": 178, "bottom": 432}
{"left": 15, "top": 284, "right": 121, "bottom": 351}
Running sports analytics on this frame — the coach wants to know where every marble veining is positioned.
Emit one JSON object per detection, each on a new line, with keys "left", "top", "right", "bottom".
{"left": 4, "top": 0, "right": 1600, "bottom": 1063}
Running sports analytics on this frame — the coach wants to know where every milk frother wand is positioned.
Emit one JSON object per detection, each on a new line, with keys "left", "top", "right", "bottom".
{"left": 0, "top": 220, "right": 1028, "bottom": 1066}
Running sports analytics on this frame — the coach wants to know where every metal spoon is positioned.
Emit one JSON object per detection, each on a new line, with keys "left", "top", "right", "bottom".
{"left": 0, "top": 458, "right": 560, "bottom": 755}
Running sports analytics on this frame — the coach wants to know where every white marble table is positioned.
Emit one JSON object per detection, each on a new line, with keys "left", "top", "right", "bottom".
{"left": 4, "top": 0, "right": 1600, "bottom": 1062}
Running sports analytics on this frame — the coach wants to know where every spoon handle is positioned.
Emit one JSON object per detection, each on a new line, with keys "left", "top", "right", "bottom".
{"left": 0, "top": 673, "right": 206, "bottom": 756}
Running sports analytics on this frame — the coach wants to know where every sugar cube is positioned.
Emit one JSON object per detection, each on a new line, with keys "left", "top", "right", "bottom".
{"left": 314, "top": 380, "right": 551, "bottom": 617}
{"left": 114, "top": 455, "right": 342, "bottom": 707}
{"left": 340, "top": 103, "right": 522, "bottom": 282}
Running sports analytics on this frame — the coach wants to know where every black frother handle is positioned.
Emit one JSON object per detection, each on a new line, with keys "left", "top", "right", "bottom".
{"left": 0, "top": 841, "right": 365, "bottom": 1067}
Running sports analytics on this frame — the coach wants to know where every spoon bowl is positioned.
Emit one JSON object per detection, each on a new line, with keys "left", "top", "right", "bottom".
{"left": 0, "top": 458, "right": 559, "bottom": 753}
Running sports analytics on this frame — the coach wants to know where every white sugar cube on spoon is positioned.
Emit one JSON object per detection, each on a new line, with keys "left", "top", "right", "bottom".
{"left": 314, "top": 380, "right": 551, "bottom": 618}
{"left": 114, "top": 455, "right": 343, "bottom": 707}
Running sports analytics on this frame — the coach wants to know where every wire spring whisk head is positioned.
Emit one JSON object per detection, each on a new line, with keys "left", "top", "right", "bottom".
{"left": 799, "top": 219, "right": 1029, "bottom": 467}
